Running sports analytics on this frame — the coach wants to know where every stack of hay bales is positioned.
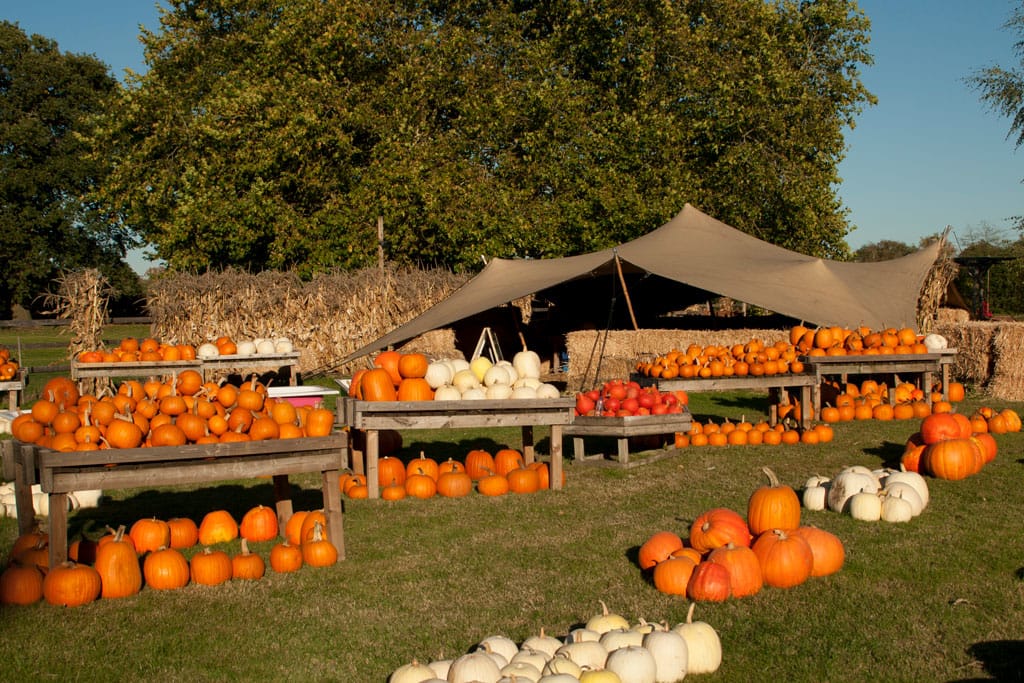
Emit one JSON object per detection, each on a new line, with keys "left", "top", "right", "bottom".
{"left": 932, "top": 320, "right": 1024, "bottom": 400}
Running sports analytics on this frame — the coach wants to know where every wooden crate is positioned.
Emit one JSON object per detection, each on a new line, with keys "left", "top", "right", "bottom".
{"left": 563, "top": 411, "right": 693, "bottom": 466}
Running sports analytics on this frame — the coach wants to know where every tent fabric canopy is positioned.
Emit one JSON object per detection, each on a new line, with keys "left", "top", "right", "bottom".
{"left": 343, "top": 204, "right": 944, "bottom": 362}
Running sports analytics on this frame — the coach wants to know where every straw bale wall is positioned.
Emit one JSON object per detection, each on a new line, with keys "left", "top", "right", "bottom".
{"left": 924, "top": 321, "right": 1024, "bottom": 400}
{"left": 565, "top": 328, "right": 789, "bottom": 391}
{"left": 146, "top": 267, "right": 468, "bottom": 376}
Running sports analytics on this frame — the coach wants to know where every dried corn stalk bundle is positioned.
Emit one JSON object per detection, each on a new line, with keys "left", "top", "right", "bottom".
{"left": 41, "top": 269, "right": 110, "bottom": 361}
{"left": 147, "top": 266, "right": 467, "bottom": 376}
{"left": 932, "top": 321, "right": 995, "bottom": 387}
{"left": 986, "top": 323, "right": 1024, "bottom": 400}
{"left": 917, "top": 257, "right": 959, "bottom": 332}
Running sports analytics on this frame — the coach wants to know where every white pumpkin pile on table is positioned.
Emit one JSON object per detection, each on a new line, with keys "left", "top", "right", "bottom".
{"left": 427, "top": 350, "right": 562, "bottom": 401}
{"left": 196, "top": 337, "right": 294, "bottom": 359}
{"left": 802, "top": 465, "right": 930, "bottom": 523}
{"left": 388, "top": 601, "right": 722, "bottom": 683}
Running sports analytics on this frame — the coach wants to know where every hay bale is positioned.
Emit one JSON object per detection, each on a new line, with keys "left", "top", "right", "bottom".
{"left": 932, "top": 321, "right": 996, "bottom": 387}
{"left": 565, "top": 328, "right": 788, "bottom": 390}
{"left": 397, "top": 329, "right": 462, "bottom": 361}
{"left": 935, "top": 307, "right": 969, "bottom": 324}
{"left": 986, "top": 323, "right": 1024, "bottom": 400}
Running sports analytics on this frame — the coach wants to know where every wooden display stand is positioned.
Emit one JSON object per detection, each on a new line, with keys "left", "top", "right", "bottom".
{"left": 0, "top": 368, "right": 26, "bottom": 410}
{"left": 340, "top": 397, "right": 574, "bottom": 498}
{"left": 1, "top": 434, "right": 348, "bottom": 568}
{"left": 654, "top": 374, "right": 816, "bottom": 430}
{"left": 803, "top": 350, "right": 956, "bottom": 416}
{"left": 562, "top": 411, "right": 692, "bottom": 467}
{"left": 70, "top": 352, "right": 302, "bottom": 390}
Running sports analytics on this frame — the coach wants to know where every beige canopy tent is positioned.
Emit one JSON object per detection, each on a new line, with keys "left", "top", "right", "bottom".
{"left": 343, "top": 204, "right": 944, "bottom": 362}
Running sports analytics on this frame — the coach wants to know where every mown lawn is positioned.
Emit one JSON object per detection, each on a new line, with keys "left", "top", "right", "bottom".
{"left": 1, "top": 327, "right": 1022, "bottom": 681}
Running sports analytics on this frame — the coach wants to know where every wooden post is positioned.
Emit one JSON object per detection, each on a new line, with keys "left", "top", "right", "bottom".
{"left": 377, "top": 215, "right": 385, "bottom": 270}
{"left": 614, "top": 252, "right": 639, "bottom": 331}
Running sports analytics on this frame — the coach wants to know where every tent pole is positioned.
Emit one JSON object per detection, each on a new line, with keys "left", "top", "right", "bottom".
{"left": 614, "top": 252, "right": 639, "bottom": 331}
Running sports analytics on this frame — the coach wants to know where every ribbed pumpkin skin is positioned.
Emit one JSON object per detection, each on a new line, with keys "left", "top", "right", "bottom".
{"left": 751, "top": 529, "right": 814, "bottom": 589}
{"left": 191, "top": 548, "right": 233, "bottom": 586}
{"left": 689, "top": 508, "right": 752, "bottom": 552}
{"left": 0, "top": 564, "right": 44, "bottom": 605}
{"left": 360, "top": 368, "right": 398, "bottom": 401}
{"left": 95, "top": 529, "right": 143, "bottom": 599}
{"left": 42, "top": 562, "right": 101, "bottom": 607}
{"left": 707, "top": 543, "right": 763, "bottom": 598}
{"left": 652, "top": 557, "right": 697, "bottom": 595}
{"left": 790, "top": 526, "right": 845, "bottom": 577}
{"left": 639, "top": 531, "right": 684, "bottom": 571}
{"left": 239, "top": 505, "right": 279, "bottom": 543}
{"left": 924, "top": 438, "right": 982, "bottom": 480}
{"left": 746, "top": 467, "right": 801, "bottom": 536}
{"left": 144, "top": 547, "right": 190, "bottom": 590}
{"left": 686, "top": 561, "right": 731, "bottom": 602}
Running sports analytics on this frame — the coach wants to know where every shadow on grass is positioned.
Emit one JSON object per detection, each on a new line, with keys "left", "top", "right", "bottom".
{"left": 68, "top": 482, "right": 327, "bottom": 541}
{"left": 863, "top": 440, "right": 907, "bottom": 469}
{"left": 948, "top": 639, "right": 1024, "bottom": 682}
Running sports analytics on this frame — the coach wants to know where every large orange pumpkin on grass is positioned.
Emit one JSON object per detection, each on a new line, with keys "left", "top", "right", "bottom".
{"left": 638, "top": 531, "right": 684, "bottom": 571}
{"left": 689, "top": 508, "right": 752, "bottom": 553}
{"left": 746, "top": 467, "right": 801, "bottom": 536}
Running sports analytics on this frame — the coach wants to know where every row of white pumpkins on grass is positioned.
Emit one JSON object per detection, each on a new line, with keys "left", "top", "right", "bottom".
{"left": 802, "top": 466, "right": 930, "bottom": 523}
{"left": 390, "top": 601, "right": 721, "bottom": 683}
{"left": 424, "top": 351, "right": 563, "bottom": 401}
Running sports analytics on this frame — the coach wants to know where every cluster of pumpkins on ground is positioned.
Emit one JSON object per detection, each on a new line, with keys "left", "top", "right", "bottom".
{"left": 900, "top": 407, "right": 1019, "bottom": 480}
{"left": 0, "top": 505, "right": 340, "bottom": 607}
{"left": 635, "top": 325, "right": 947, "bottom": 381}
{"left": 389, "top": 601, "right": 721, "bottom": 683}
{"left": 76, "top": 335, "right": 295, "bottom": 363}
{"left": 639, "top": 468, "right": 845, "bottom": 601}
{"left": 674, "top": 416, "right": 834, "bottom": 448}
{"left": 8, "top": 374, "right": 336, "bottom": 451}
{"left": 341, "top": 447, "right": 560, "bottom": 500}
{"left": 350, "top": 349, "right": 562, "bottom": 402}
{"left": 0, "top": 346, "right": 19, "bottom": 381}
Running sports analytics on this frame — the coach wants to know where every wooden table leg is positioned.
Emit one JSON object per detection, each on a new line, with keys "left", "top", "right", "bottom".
{"left": 321, "top": 468, "right": 344, "bottom": 561}
{"left": 800, "top": 384, "right": 812, "bottom": 430}
{"left": 47, "top": 493, "right": 69, "bottom": 568}
{"left": 617, "top": 438, "right": 629, "bottom": 465}
{"left": 13, "top": 443, "right": 37, "bottom": 536}
{"left": 550, "top": 424, "right": 563, "bottom": 490}
{"left": 521, "top": 426, "right": 535, "bottom": 464}
{"left": 366, "top": 429, "right": 379, "bottom": 498}
{"left": 572, "top": 436, "right": 585, "bottom": 460}
{"left": 272, "top": 474, "right": 293, "bottom": 536}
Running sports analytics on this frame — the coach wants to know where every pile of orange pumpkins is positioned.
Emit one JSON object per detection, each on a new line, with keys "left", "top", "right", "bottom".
{"left": 9, "top": 374, "right": 336, "bottom": 452}
{"left": 76, "top": 336, "right": 199, "bottom": 363}
{"left": 349, "top": 351, "right": 434, "bottom": 402}
{"left": 901, "top": 407, "right": 1020, "bottom": 480}
{"left": 675, "top": 418, "right": 834, "bottom": 447}
{"left": 0, "top": 506, "right": 339, "bottom": 607}
{"left": 0, "top": 346, "right": 19, "bottom": 381}
{"left": 639, "top": 468, "right": 845, "bottom": 601}
{"left": 340, "top": 448, "right": 561, "bottom": 500}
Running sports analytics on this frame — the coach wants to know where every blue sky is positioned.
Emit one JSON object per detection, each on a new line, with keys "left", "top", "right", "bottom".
{"left": 3, "top": 0, "right": 1022, "bottom": 258}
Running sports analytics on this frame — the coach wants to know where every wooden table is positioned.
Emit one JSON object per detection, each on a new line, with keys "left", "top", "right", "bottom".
{"left": 71, "top": 352, "right": 302, "bottom": 390}
{"left": 1, "top": 434, "right": 348, "bottom": 568}
{"left": 803, "top": 351, "right": 956, "bottom": 415}
{"left": 654, "top": 374, "right": 817, "bottom": 429}
{"left": 0, "top": 369, "right": 26, "bottom": 410}
{"left": 339, "top": 397, "right": 574, "bottom": 498}
{"left": 562, "top": 411, "right": 693, "bottom": 466}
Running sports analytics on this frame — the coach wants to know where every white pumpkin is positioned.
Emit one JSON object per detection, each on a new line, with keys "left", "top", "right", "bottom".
{"left": 449, "top": 358, "right": 471, "bottom": 374}
{"left": 390, "top": 659, "right": 437, "bottom": 683}
{"left": 604, "top": 645, "right": 657, "bottom": 683}
{"left": 804, "top": 474, "right": 831, "bottom": 488}
{"left": 483, "top": 364, "right": 513, "bottom": 387}
{"left": 447, "top": 651, "right": 501, "bottom": 683}
{"left": 513, "top": 349, "right": 543, "bottom": 380}
{"left": 554, "top": 641, "right": 608, "bottom": 671}
{"left": 880, "top": 491, "right": 914, "bottom": 522}
{"left": 579, "top": 670, "right": 622, "bottom": 683}
{"left": 478, "top": 636, "right": 519, "bottom": 665}
{"left": 470, "top": 356, "right": 494, "bottom": 382}
{"left": 538, "top": 674, "right": 582, "bottom": 683}
{"left": 256, "top": 339, "right": 277, "bottom": 354}
{"left": 424, "top": 362, "right": 453, "bottom": 389}
{"left": 513, "top": 377, "right": 543, "bottom": 390}
{"left": 923, "top": 333, "right": 948, "bottom": 351}
{"left": 197, "top": 342, "right": 220, "bottom": 359}
{"left": 485, "top": 384, "right": 514, "bottom": 400}
{"left": 499, "top": 660, "right": 542, "bottom": 682}
{"left": 521, "top": 629, "right": 562, "bottom": 659}
{"left": 672, "top": 603, "right": 722, "bottom": 674}
{"left": 451, "top": 369, "right": 480, "bottom": 393}
{"left": 428, "top": 659, "right": 453, "bottom": 680}
{"left": 274, "top": 337, "right": 294, "bottom": 353}
{"left": 511, "top": 385, "right": 539, "bottom": 400}
{"left": 884, "top": 470, "right": 930, "bottom": 507}
{"left": 828, "top": 468, "right": 880, "bottom": 512}
{"left": 541, "top": 654, "right": 583, "bottom": 678}
{"left": 235, "top": 340, "right": 257, "bottom": 356}
{"left": 460, "top": 387, "right": 487, "bottom": 400}
{"left": 599, "top": 628, "right": 644, "bottom": 653}
{"left": 433, "top": 385, "right": 462, "bottom": 401}
{"left": 883, "top": 482, "right": 924, "bottom": 516}
{"left": 848, "top": 490, "right": 882, "bottom": 521}
{"left": 802, "top": 484, "right": 828, "bottom": 511}
{"left": 510, "top": 648, "right": 549, "bottom": 672}
{"left": 643, "top": 629, "right": 689, "bottom": 683}
{"left": 495, "top": 360, "right": 519, "bottom": 383}
{"left": 535, "top": 383, "right": 562, "bottom": 400}
{"left": 564, "top": 627, "right": 601, "bottom": 644}
{"left": 586, "top": 600, "right": 630, "bottom": 634}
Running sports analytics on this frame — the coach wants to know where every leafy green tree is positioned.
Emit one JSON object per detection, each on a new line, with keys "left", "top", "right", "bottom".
{"left": 93, "top": 0, "right": 874, "bottom": 275}
{"left": 0, "top": 21, "right": 142, "bottom": 318}
{"left": 852, "top": 239, "right": 915, "bottom": 262}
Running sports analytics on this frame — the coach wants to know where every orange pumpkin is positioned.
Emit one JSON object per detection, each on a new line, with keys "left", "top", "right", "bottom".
{"left": 397, "top": 353, "right": 429, "bottom": 379}
{"left": 360, "top": 368, "right": 398, "bottom": 402}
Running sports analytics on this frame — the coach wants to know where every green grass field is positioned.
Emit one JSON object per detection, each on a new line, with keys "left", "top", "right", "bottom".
{"left": 1, "top": 326, "right": 1022, "bottom": 681}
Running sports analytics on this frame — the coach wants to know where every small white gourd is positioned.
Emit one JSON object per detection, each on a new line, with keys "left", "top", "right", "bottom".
{"left": 510, "top": 648, "right": 548, "bottom": 672}
{"left": 642, "top": 629, "right": 689, "bottom": 683}
{"left": 197, "top": 342, "right": 220, "bottom": 359}
{"left": 256, "top": 339, "right": 277, "bottom": 354}
{"left": 274, "top": 338, "right": 294, "bottom": 353}
{"left": 923, "top": 333, "right": 948, "bottom": 351}
{"left": 599, "top": 627, "right": 644, "bottom": 653}
{"left": 604, "top": 645, "right": 657, "bottom": 683}
{"left": 485, "top": 384, "right": 514, "bottom": 400}
{"left": 499, "top": 660, "right": 542, "bottom": 682}
{"left": 553, "top": 640, "right": 608, "bottom": 671}
{"left": 389, "top": 659, "right": 437, "bottom": 683}
{"left": 451, "top": 369, "right": 479, "bottom": 393}
{"left": 541, "top": 653, "right": 583, "bottom": 678}
{"left": 424, "top": 362, "right": 453, "bottom": 389}
{"left": 513, "top": 349, "right": 543, "bottom": 379}
{"left": 880, "top": 492, "right": 914, "bottom": 523}
{"left": 586, "top": 600, "right": 630, "bottom": 634}
{"left": 883, "top": 482, "right": 924, "bottom": 516}
{"left": 478, "top": 636, "right": 519, "bottom": 665}
{"left": 884, "top": 469, "right": 930, "bottom": 507}
{"left": 848, "top": 490, "right": 882, "bottom": 521}
{"left": 535, "top": 383, "right": 562, "bottom": 399}
{"left": 802, "top": 484, "right": 828, "bottom": 511}
{"left": 828, "top": 467, "right": 879, "bottom": 512}
{"left": 483, "top": 364, "right": 513, "bottom": 387}
{"left": 538, "top": 674, "right": 583, "bottom": 683}
{"left": 433, "top": 385, "right": 462, "bottom": 401}
{"left": 511, "top": 385, "right": 539, "bottom": 400}
{"left": 672, "top": 603, "right": 722, "bottom": 674}
{"left": 447, "top": 650, "right": 501, "bottom": 683}
{"left": 428, "top": 658, "right": 452, "bottom": 680}
{"left": 521, "top": 629, "right": 562, "bottom": 659}
{"left": 564, "top": 627, "right": 601, "bottom": 643}
{"left": 236, "top": 340, "right": 257, "bottom": 356}
{"left": 579, "top": 670, "right": 622, "bottom": 683}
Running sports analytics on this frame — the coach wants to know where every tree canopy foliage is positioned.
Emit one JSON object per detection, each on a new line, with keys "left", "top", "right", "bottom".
{"left": 0, "top": 21, "right": 142, "bottom": 317}
{"left": 92, "top": 0, "right": 875, "bottom": 276}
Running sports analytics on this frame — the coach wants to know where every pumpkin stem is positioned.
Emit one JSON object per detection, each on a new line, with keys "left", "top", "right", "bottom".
{"left": 686, "top": 601, "right": 696, "bottom": 624}
{"left": 762, "top": 466, "right": 781, "bottom": 488}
